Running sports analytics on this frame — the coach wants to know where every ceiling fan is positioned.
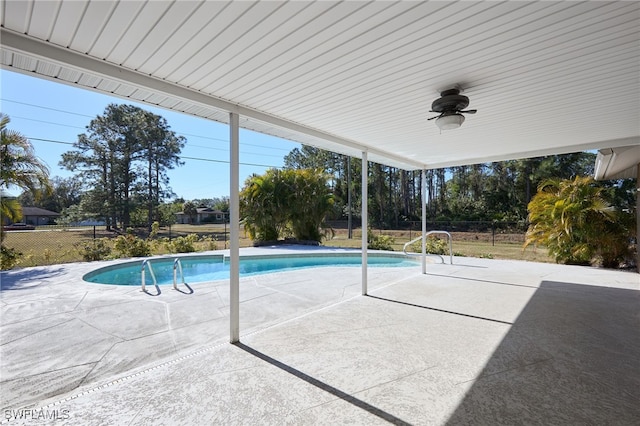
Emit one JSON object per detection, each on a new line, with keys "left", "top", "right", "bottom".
{"left": 428, "top": 87, "right": 477, "bottom": 130}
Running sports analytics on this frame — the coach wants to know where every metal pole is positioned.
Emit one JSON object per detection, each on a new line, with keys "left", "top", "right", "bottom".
{"left": 421, "top": 168, "right": 427, "bottom": 274}
{"left": 637, "top": 163, "right": 639, "bottom": 273}
{"left": 230, "top": 112, "right": 240, "bottom": 342}
{"left": 347, "top": 156, "right": 352, "bottom": 239}
{"left": 361, "top": 151, "right": 368, "bottom": 295}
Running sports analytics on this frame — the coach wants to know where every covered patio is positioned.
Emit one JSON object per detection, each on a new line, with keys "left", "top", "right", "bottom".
{"left": 1, "top": 1, "right": 639, "bottom": 423}
{"left": 1, "top": 250, "right": 638, "bottom": 424}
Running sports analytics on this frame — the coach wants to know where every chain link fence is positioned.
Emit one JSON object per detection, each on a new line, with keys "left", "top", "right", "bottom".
{"left": 2, "top": 220, "right": 529, "bottom": 268}
{"left": 2, "top": 223, "right": 235, "bottom": 268}
{"left": 328, "top": 220, "right": 528, "bottom": 245}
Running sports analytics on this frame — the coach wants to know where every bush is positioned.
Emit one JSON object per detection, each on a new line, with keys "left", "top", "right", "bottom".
{"left": 409, "top": 236, "right": 448, "bottom": 255}
{"left": 368, "top": 233, "right": 395, "bottom": 251}
{"left": 149, "top": 221, "right": 160, "bottom": 239}
{"left": 76, "top": 239, "right": 112, "bottom": 262}
{"left": 0, "top": 245, "right": 21, "bottom": 269}
{"left": 114, "top": 233, "right": 151, "bottom": 258}
{"left": 525, "top": 176, "right": 634, "bottom": 267}
{"left": 167, "top": 234, "right": 198, "bottom": 253}
{"left": 240, "top": 168, "right": 334, "bottom": 243}
{"left": 199, "top": 235, "right": 217, "bottom": 251}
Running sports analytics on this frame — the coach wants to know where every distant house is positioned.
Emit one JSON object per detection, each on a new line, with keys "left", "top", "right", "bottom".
{"left": 175, "top": 207, "right": 227, "bottom": 224}
{"left": 20, "top": 207, "right": 60, "bottom": 225}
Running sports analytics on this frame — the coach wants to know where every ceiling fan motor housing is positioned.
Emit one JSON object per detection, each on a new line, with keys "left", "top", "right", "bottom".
{"left": 431, "top": 88, "right": 470, "bottom": 113}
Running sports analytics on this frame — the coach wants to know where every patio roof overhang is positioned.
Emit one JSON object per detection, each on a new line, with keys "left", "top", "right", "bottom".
{"left": 594, "top": 145, "right": 640, "bottom": 180}
{"left": 1, "top": 1, "right": 638, "bottom": 170}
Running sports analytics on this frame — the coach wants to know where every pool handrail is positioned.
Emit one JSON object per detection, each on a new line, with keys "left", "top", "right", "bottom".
{"left": 141, "top": 259, "right": 158, "bottom": 292}
{"left": 402, "top": 231, "right": 453, "bottom": 265}
{"left": 173, "top": 258, "right": 185, "bottom": 290}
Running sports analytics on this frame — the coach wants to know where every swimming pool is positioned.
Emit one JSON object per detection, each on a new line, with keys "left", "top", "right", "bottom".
{"left": 83, "top": 253, "right": 419, "bottom": 286}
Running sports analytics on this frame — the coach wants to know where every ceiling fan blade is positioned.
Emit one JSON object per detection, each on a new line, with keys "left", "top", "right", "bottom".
{"left": 460, "top": 109, "right": 477, "bottom": 114}
{"left": 427, "top": 115, "right": 440, "bottom": 120}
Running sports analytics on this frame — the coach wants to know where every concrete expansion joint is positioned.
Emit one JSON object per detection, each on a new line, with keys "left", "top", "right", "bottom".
{"left": 70, "top": 314, "right": 123, "bottom": 340}
{"left": 71, "top": 291, "right": 88, "bottom": 311}
{"left": 0, "top": 317, "right": 76, "bottom": 346}
{"left": 11, "top": 340, "right": 232, "bottom": 420}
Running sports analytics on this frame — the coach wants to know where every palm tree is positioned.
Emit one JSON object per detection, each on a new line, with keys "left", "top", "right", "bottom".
{"left": 240, "top": 168, "right": 334, "bottom": 243}
{"left": 524, "top": 176, "right": 631, "bottom": 266}
{"left": 1, "top": 113, "right": 51, "bottom": 218}
{"left": 239, "top": 171, "right": 285, "bottom": 241}
{"left": 0, "top": 113, "right": 51, "bottom": 203}
{"left": 289, "top": 168, "right": 334, "bottom": 241}
{"left": 0, "top": 191, "right": 21, "bottom": 224}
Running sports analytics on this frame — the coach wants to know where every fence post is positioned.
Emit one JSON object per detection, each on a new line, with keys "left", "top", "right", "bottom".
{"left": 93, "top": 225, "right": 96, "bottom": 240}
{"left": 169, "top": 224, "right": 172, "bottom": 241}
{"left": 492, "top": 222, "right": 496, "bottom": 246}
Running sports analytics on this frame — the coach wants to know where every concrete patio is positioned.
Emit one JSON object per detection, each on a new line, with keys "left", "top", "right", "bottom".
{"left": 1, "top": 247, "right": 639, "bottom": 425}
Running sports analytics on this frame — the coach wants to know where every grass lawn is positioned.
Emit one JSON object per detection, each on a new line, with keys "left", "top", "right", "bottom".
{"left": 1, "top": 225, "right": 553, "bottom": 268}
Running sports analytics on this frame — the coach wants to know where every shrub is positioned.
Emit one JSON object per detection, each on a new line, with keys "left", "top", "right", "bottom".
{"left": 168, "top": 234, "right": 198, "bottom": 253}
{"left": 200, "top": 235, "right": 217, "bottom": 251}
{"left": 409, "top": 236, "right": 448, "bottom": 255}
{"left": 368, "top": 233, "right": 395, "bottom": 251}
{"left": 0, "top": 245, "right": 21, "bottom": 269}
{"left": 76, "top": 239, "right": 112, "bottom": 262}
{"left": 149, "top": 221, "right": 160, "bottom": 239}
{"left": 524, "top": 176, "right": 634, "bottom": 267}
{"left": 240, "top": 168, "right": 334, "bottom": 243}
{"left": 114, "top": 234, "right": 151, "bottom": 258}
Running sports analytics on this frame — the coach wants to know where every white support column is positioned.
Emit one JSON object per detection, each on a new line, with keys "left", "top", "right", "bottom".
{"left": 636, "top": 163, "right": 639, "bottom": 274}
{"left": 422, "top": 168, "right": 427, "bottom": 274}
{"left": 361, "top": 151, "right": 368, "bottom": 295}
{"left": 229, "top": 112, "right": 240, "bottom": 343}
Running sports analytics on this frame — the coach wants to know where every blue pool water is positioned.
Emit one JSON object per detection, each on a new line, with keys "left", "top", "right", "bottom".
{"left": 83, "top": 253, "right": 419, "bottom": 286}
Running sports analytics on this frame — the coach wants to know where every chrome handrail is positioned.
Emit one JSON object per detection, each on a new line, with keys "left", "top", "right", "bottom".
{"left": 402, "top": 230, "right": 453, "bottom": 264}
{"left": 141, "top": 259, "right": 158, "bottom": 292}
{"left": 173, "top": 258, "right": 185, "bottom": 290}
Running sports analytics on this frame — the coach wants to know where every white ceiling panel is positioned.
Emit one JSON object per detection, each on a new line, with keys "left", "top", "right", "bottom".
{"left": 155, "top": 1, "right": 256, "bottom": 82}
{"left": 49, "top": 0, "right": 87, "bottom": 48}
{"left": 179, "top": 0, "right": 287, "bottom": 89}
{"left": 107, "top": 1, "right": 171, "bottom": 66}
{"left": 26, "top": 0, "right": 59, "bottom": 41}
{"left": 1, "top": 0, "right": 638, "bottom": 171}
{"left": 88, "top": 1, "right": 145, "bottom": 60}
{"left": 122, "top": 2, "right": 201, "bottom": 71}
{"left": 70, "top": 1, "right": 116, "bottom": 54}
{"left": 136, "top": 1, "right": 229, "bottom": 76}
{"left": 1, "top": 0, "right": 31, "bottom": 33}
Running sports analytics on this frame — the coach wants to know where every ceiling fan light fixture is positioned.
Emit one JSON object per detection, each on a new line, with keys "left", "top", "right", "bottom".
{"left": 435, "top": 113, "right": 465, "bottom": 130}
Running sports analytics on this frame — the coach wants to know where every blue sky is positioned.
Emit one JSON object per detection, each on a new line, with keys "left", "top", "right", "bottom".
{"left": 0, "top": 70, "right": 301, "bottom": 200}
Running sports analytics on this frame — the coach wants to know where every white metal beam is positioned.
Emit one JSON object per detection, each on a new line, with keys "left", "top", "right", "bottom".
{"left": 421, "top": 168, "right": 427, "bottom": 274}
{"left": 422, "top": 137, "right": 640, "bottom": 170}
{"left": 229, "top": 112, "right": 240, "bottom": 343}
{"left": 361, "top": 151, "right": 368, "bottom": 295}
{"left": 637, "top": 164, "right": 639, "bottom": 274}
